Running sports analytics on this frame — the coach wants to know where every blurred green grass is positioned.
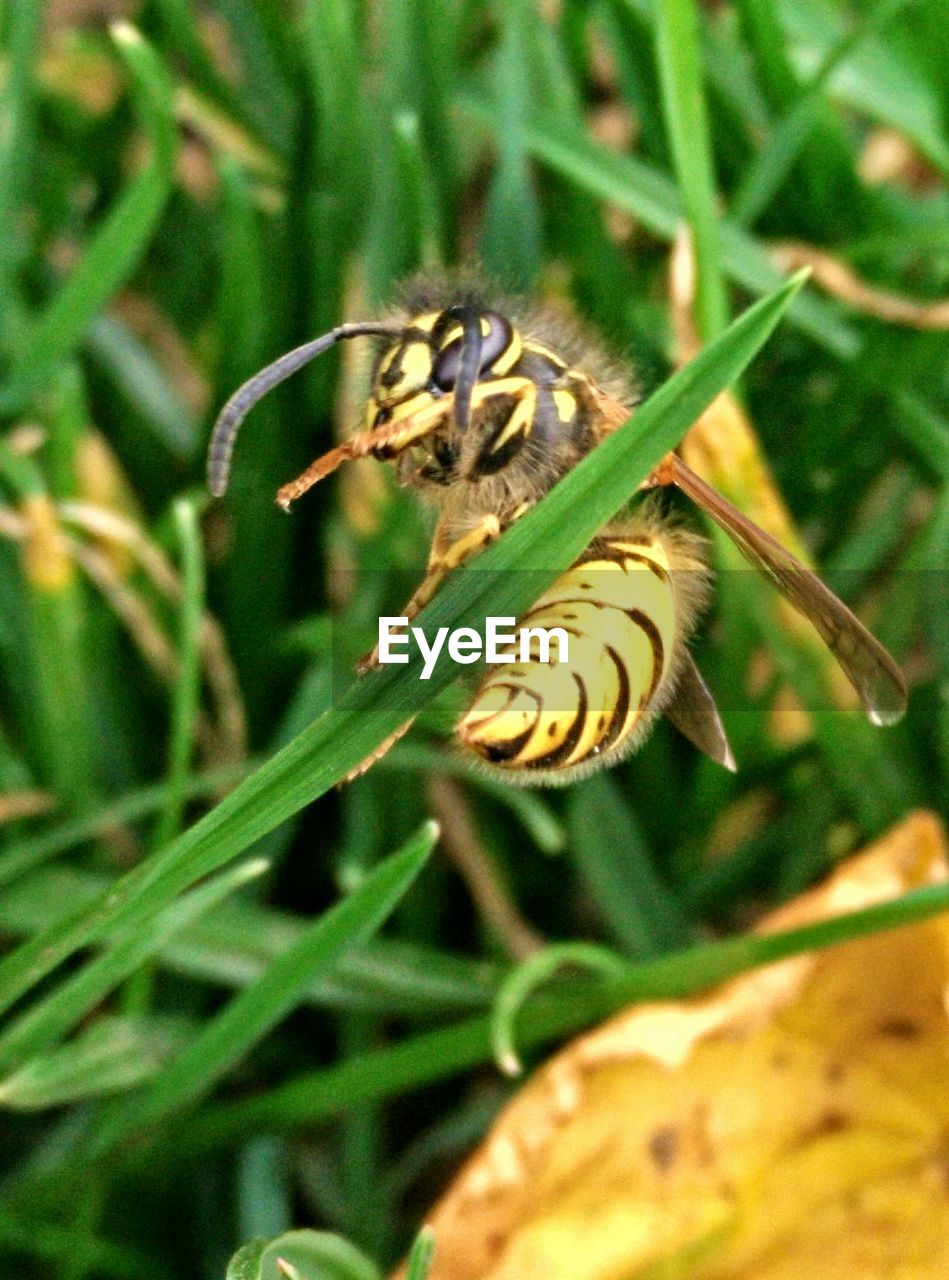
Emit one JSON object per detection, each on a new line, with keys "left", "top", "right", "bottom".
{"left": 0, "top": 1, "right": 946, "bottom": 1276}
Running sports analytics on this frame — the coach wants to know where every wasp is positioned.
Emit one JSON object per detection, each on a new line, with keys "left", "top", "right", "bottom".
{"left": 207, "top": 275, "right": 907, "bottom": 784}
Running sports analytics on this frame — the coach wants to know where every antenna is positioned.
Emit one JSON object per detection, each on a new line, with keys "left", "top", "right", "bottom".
{"left": 451, "top": 307, "right": 484, "bottom": 433}
{"left": 207, "top": 322, "right": 402, "bottom": 497}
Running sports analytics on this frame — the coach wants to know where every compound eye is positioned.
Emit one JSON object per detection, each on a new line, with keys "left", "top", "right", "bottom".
{"left": 431, "top": 311, "right": 512, "bottom": 391}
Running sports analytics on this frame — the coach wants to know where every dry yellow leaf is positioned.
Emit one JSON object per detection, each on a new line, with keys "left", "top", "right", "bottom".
{"left": 406, "top": 812, "right": 949, "bottom": 1280}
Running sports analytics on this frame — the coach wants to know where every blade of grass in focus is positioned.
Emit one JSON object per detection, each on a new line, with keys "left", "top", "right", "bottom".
{"left": 0, "top": 859, "right": 268, "bottom": 1072}
{"left": 80, "top": 821, "right": 436, "bottom": 1160}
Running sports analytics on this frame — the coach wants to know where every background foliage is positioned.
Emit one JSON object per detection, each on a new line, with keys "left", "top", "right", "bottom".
{"left": 0, "top": 0, "right": 946, "bottom": 1276}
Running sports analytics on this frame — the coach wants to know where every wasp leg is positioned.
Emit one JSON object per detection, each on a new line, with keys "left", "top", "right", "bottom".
{"left": 465, "top": 375, "right": 537, "bottom": 406}
{"left": 275, "top": 399, "right": 451, "bottom": 510}
{"left": 344, "top": 720, "right": 416, "bottom": 783}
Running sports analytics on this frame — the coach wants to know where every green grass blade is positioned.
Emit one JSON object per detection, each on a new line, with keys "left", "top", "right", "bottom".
{"left": 0, "top": 274, "right": 804, "bottom": 1020}
{"left": 778, "top": 0, "right": 949, "bottom": 176}
{"left": 81, "top": 823, "right": 436, "bottom": 1158}
{"left": 405, "top": 1227, "right": 436, "bottom": 1280}
{"left": 152, "top": 499, "right": 206, "bottom": 850}
{"left": 255, "top": 1230, "right": 380, "bottom": 1280}
{"left": 0, "top": 865, "right": 498, "bottom": 1018}
{"left": 567, "top": 774, "right": 693, "bottom": 956}
{"left": 205, "top": 0, "right": 292, "bottom": 151}
{"left": 0, "top": 1015, "right": 190, "bottom": 1110}
{"left": 0, "top": 23, "right": 177, "bottom": 412}
{"left": 893, "top": 392, "right": 949, "bottom": 481}
{"left": 480, "top": 0, "right": 543, "bottom": 287}
{"left": 0, "top": 763, "right": 250, "bottom": 890}
{"left": 226, "top": 1238, "right": 268, "bottom": 1280}
{"left": 380, "top": 744, "right": 567, "bottom": 854}
{"left": 654, "top": 0, "right": 729, "bottom": 340}
{"left": 337, "top": 1011, "right": 389, "bottom": 1255}
{"left": 732, "top": 0, "right": 800, "bottom": 109}
{"left": 85, "top": 315, "right": 200, "bottom": 461}
{"left": 0, "top": 0, "right": 40, "bottom": 344}
{"left": 151, "top": 0, "right": 255, "bottom": 130}
{"left": 730, "top": 0, "right": 859, "bottom": 218}
{"left": 732, "top": 0, "right": 912, "bottom": 225}
{"left": 0, "top": 1206, "right": 164, "bottom": 1280}
{"left": 178, "top": 876, "right": 949, "bottom": 1150}
{"left": 462, "top": 100, "right": 855, "bottom": 354}
{"left": 490, "top": 943, "right": 628, "bottom": 1076}
{"left": 392, "top": 111, "right": 445, "bottom": 269}
{"left": 236, "top": 1138, "right": 292, "bottom": 1253}
{"left": 40, "top": 364, "right": 87, "bottom": 499}
{"left": 0, "top": 445, "right": 98, "bottom": 809}
{"left": 475, "top": 106, "right": 948, "bottom": 471}
{"left": 0, "top": 861, "right": 268, "bottom": 1072}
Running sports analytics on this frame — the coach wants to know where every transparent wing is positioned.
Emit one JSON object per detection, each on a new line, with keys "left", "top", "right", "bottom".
{"left": 669, "top": 456, "right": 907, "bottom": 727}
{"left": 665, "top": 652, "right": 736, "bottom": 771}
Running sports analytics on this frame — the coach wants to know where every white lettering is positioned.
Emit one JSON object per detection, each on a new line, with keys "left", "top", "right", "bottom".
{"left": 519, "top": 626, "right": 569, "bottom": 664}
{"left": 485, "top": 617, "right": 517, "bottom": 663}
{"left": 415, "top": 626, "right": 450, "bottom": 680}
{"left": 375, "top": 617, "right": 571, "bottom": 676}
{"left": 448, "top": 627, "right": 483, "bottom": 664}
{"left": 377, "top": 617, "right": 409, "bottom": 664}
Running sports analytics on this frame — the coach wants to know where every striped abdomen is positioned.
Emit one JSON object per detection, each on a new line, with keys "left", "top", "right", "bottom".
{"left": 456, "top": 527, "right": 706, "bottom": 784}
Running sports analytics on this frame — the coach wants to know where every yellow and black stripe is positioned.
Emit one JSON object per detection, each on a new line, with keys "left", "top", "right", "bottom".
{"left": 456, "top": 531, "right": 689, "bottom": 783}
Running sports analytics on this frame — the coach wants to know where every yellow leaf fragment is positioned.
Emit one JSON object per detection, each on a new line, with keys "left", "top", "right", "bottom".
{"left": 405, "top": 812, "right": 949, "bottom": 1280}
{"left": 22, "top": 494, "right": 74, "bottom": 592}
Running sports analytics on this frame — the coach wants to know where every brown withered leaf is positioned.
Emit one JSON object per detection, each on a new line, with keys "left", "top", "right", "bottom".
{"left": 770, "top": 243, "right": 949, "bottom": 331}
{"left": 403, "top": 812, "right": 949, "bottom": 1280}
